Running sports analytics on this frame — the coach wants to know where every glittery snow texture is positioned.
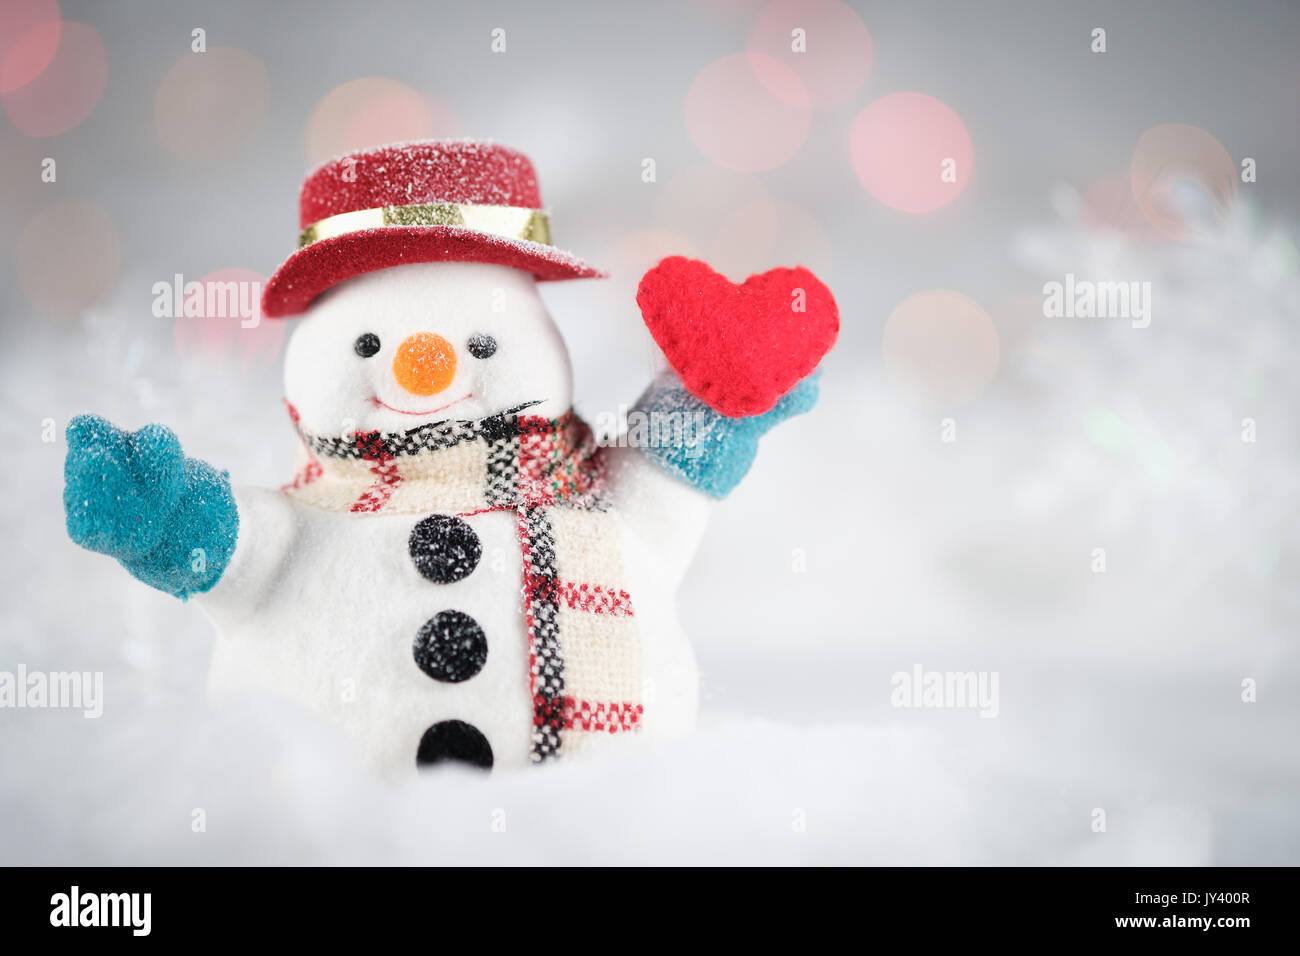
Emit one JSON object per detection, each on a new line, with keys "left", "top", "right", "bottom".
{"left": 263, "top": 140, "right": 602, "bottom": 317}
{"left": 299, "top": 140, "right": 543, "bottom": 227}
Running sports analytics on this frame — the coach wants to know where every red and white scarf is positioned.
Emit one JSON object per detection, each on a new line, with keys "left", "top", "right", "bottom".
{"left": 282, "top": 402, "right": 642, "bottom": 761}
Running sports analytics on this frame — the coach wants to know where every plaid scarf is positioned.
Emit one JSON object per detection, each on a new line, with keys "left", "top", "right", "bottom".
{"left": 282, "top": 401, "right": 642, "bottom": 762}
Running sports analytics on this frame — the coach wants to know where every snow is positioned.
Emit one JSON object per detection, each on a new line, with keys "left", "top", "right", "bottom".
{"left": 2, "top": 194, "right": 1298, "bottom": 865}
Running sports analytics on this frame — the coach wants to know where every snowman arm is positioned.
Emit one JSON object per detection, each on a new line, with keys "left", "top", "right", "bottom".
{"left": 64, "top": 415, "right": 238, "bottom": 600}
{"left": 627, "top": 370, "right": 821, "bottom": 498}
{"left": 602, "top": 441, "right": 713, "bottom": 589}
{"left": 193, "top": 484, "right": 299, "bottom": 624}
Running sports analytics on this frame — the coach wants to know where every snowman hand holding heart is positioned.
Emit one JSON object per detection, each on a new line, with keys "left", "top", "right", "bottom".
{"left": 629, "top": 256, "right": 839, "bottom": 497}
{"left": 631, "top": 367, "right": 823, "bottom": 498}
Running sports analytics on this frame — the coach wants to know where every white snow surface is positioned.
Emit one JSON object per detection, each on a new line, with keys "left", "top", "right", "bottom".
{"left": 1, "top": 200, "right": 1297, "bottom": 865}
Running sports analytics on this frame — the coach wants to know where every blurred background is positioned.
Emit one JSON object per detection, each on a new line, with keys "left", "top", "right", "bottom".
{"left": 1, "top": 0, "right": 1297, "bottom": 864}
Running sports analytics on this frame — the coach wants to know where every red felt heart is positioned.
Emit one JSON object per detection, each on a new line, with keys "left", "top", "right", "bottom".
{"left": 636, "top": 257, "right": 839, "bottom": 417}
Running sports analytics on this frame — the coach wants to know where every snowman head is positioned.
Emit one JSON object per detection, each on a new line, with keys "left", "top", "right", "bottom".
{"left": 283, "top": 261, "right": 573, "bottom": 436}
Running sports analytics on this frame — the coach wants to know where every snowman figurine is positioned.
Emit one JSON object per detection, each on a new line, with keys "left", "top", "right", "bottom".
{"left": 64, "top": 141, "right": 837, "bottom": 774}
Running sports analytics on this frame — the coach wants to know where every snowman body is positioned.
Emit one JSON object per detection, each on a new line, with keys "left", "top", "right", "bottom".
{"left": 63, "top": 140, "right": 834, "bottom": 778}
{"left": 196, "top": 262, "right": 710, "bottom": 773}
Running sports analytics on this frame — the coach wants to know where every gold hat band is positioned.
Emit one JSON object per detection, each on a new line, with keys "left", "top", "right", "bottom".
{"left": 298, "top": 202, "right": 552, "bottom": 249}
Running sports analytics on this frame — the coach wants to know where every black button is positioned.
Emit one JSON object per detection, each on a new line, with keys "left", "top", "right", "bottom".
{"left": 413, "top": 610, "right": 487, "bottom": 683}
{"left": 416, "top": 720, "right": 494, "bottom": 770}
{"left": 409, "top": 514, "right": 481, "bottom": 583}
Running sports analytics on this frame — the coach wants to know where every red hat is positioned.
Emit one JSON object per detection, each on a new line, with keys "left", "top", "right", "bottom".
{"left": 261, "top": 139, "right": 604, "bottom": 318}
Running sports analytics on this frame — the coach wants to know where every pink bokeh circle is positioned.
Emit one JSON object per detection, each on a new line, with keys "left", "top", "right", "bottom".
{"left": 851, "top": 92, "right": 973, "bottom": 214}
{"left": 709, "top": 196, "right": 832, "bottom": 281}
{"left": 607, "top": 230, "right": 702, "bottom": 284}
{"left": 685, "top": 52, "right": 811, "bottom": 171}
{"left": 746, "top": 0, "right": 873, "bottom": 110}
{"left": 882, "top": 290, "right": 999, "bottom": 405}
{"left": 172, "top": 268, "right": 284, "bottom": 370}
{"left": 1130, "top": 123, "right": 1237, "bottom": 240}
{"left": 653, "top": 164, "right": 771, "bottom": 253}
{"left": 1082, "top": 173, "right": 1166, "bottom": 242}
{"left": 603, "top": 230, "right": 704, "bottom": 376}
{"left": 0, "top": 0, "right": 60, "bottom": 93}
{"left": 305, "top": 77, "right": 456, "bottom": 166}
{"left": 2, "top": 20, "right": 105, "bottom": 137}
{"left": 155, "top": 47, "right": 269, "bottom": 164}
{"left": 19, "top": 200, "right": 119, "bottom": 316}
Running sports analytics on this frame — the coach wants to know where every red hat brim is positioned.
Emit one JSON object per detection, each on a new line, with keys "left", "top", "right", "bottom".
{"left": 261, "top": 225, "right": 604, "bottom": 318}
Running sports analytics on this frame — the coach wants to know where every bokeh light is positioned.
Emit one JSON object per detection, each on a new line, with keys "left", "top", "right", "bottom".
{"left": 1130, "top": 123, "right": 1237, "bottom": 240}
{"left": 653, "top": 163, "right": 772, "bottom": 251}
{"left": 0, "top": 138, "right": 46, "bottom": 207}
{"left": 1081, "top": 173, "right": 1167, "bottom": 242}
{"left": 746, "top": 0, "right": 872, "bottom": 110}
{"left": 598, "top": 231, "right": 703, "bottom": 378}
{"left": 172, "top": 268, "right": 284, "bottom": 370}
{"left": 1, "top": 20, "right": 105, "bottom": 137}
{"left": 305, "top": 77, "right": 456, "bottom": 166}
{"left": 684, "top": 52, "right": 811, "bottom": 171}
{"left": 708, "top": 196, "right": 832, "bottom": 280}
{"left": 0, "top": 0, "right": 60, "bottom": 93}
{"left": 155, "top": 47, "right": 269, "bottom": 164}
{"left": 19, "top": 200, "right": 119, "bottom": 316}
{"left": 851, "top": 92, "right": 973, "bottom": 214}
{"left": 882, "top": 290, "right": 999, "bottom": 405}
{"left": 649, "top": 165, "right": 829, "bottom": 284}
{"left": 607, "top": 230, "right": 703, "bottom": 283}
{"left": 692, "top": 0, "right": 764, "bottom": 12}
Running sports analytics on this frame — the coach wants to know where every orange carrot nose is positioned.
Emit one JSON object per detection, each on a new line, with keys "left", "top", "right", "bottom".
{"left": 392, "top": 332, "right": 457, "bottom": 396}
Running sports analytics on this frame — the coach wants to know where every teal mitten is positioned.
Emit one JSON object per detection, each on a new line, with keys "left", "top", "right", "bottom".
{"left": 632, "top": 371, "right": 820, "bottom": 498}
{"left": 64, "top": 414, "right": 238, "bottom": 598}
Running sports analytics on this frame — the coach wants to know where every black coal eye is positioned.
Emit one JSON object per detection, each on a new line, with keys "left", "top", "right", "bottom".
{"left": 467, "top": 333, "right": 497, "bottom": 359}
{"left": 354, "top": 332, "right": 381, "bottom": 358}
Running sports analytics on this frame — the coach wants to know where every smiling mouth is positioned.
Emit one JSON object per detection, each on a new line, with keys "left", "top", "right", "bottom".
{"left": 369, "top": 393, "right": 473, "bottom": 416}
